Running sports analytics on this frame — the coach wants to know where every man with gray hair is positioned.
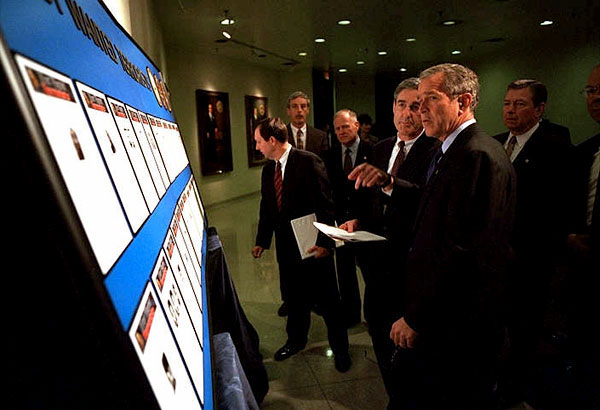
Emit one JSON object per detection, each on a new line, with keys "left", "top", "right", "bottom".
{"left": 340, "top": 77, "right": 439, "bottom": 408}
{"left": 349, "top": 63, "right": 516, "bottom": 409}
{"left": 285, "top": 91, "right": 329, "bottom": 159}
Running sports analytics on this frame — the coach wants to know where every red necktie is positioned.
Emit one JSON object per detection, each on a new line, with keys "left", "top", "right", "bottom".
{"left": 274, "top": 160, "right": 283, "bottom": 211}
{"left": 390, "top": 140, "right": 405, "bottom": 177}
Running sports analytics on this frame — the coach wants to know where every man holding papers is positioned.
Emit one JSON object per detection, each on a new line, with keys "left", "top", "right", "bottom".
{"left": 251, "top": 117, "right": 350, "bottom": 372}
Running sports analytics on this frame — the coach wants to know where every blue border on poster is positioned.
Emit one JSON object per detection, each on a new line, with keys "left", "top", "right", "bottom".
{"left": 0, "top": 1, "right": 213, "bottom": 408}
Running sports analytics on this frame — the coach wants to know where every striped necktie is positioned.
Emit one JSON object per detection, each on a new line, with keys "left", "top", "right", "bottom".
{"left": 297, "top": 129, "right": 304, "bottom": 150}
{"left": 274, "top": 160, "right": 283, "bottom": 211}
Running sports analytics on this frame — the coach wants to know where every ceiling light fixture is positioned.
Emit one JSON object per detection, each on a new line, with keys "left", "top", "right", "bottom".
{"left": 540, "top": 20, "right": 553, "bottom": 26}
{"left": 298, "top": 52, "right": 307, "bottom": 56}
{"left": 400, "top": 67, "right": 407, "bottom": 72}
{"left": 222, "top": 31, "right": 231, "bottom": 39}
{"left": 451, "top": 49, "right": 461, "bottom": 55}
{"left": 405, "top": 38, "right": 416, "bottom": 42}
{"left": 442, "top": 19, "right": 457, "bottom": 25}
{"left": 356, "top": 60, "right": 365, "bottom": 65}
{"left": 220, "top": 10, "right": 235, "bottom": 25}
{"left": 337, "top": 19, "right": 351, "bottom": 25}
{"left": 377, "top": 51, "right": 387, "bottom": 55}
{"left": 339, "top": 68, "right": 348, "bottom": 73}
{"left": 315, "top": 38, "right": 326, "bottom": 43}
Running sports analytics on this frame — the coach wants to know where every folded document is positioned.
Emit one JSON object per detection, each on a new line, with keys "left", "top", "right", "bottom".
{"left": 313, "top": 222, "right": 387, "bottom": 242}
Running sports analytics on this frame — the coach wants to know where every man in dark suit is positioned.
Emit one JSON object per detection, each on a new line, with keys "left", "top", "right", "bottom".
{"left": 338, "top": 78, "right": 439, "bottom": 408}
{"left": 492, "top": 79, "right": 573, "bottom": 407}
{"left": 276, "top": 91, "right": 329, "bottom": 317}
{"left": 326, "top": 109, "right": 373, "bottom": 328}
{"left": 350, "top": 63, "right": 516, "bottom": 409}
{"left": 286, "top": 91, "right": 329, "bottom": 159}
{"left": 565, "top": 64, "right": 600, "bottom": 407}
{"left": 251, "top": 117, "right": 351, "bottom": 372}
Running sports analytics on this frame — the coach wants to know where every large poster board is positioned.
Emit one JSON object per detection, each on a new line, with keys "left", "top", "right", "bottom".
{"left": 0, "top": 1, "right": 212, "bottom": 409}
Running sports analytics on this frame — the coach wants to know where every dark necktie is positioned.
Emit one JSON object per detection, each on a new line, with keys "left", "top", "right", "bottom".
{"left": 390, "top": 140, "right": 405, "bottom": 177}
{"left": 274, "top": 160, "right": 283, "bottom": 211}
{"left": 426, "top": 147, "right": 443, "bottom": 184}
{"left": 505, "top": 135, "right": 517, "bottom": 160}
{"left": 297, "top": 129, "right": 304, "bottom": 150}
{"left": 344, "top": 147, "right": 353, "bottom": 175}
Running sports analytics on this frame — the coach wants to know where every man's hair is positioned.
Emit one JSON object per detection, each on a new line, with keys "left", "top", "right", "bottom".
{"left": 419, "top": 63, "right": 480, "bottom": 111}
{"left": 335, "top": 109, "right": 358, "bottom": 122}
{"left": 394, "top": 77, "right": 420, "bottom": 100}
{"left": 287, "top": 91, "right": 310, "bottom": 107}
{"left": 257, "top": 117, "right": 288, "bottom": 143}
{"left": 507, "top": 79, "right": 548, "bottom": 107}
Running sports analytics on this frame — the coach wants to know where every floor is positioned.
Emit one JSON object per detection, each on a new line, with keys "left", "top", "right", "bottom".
{"left": 205, "top": 192, "right": 533, "bottom": 410}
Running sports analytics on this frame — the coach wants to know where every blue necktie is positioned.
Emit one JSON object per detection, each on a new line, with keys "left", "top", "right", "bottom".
{"left": 426, "top": 148, "right": 443, "bottom": 184}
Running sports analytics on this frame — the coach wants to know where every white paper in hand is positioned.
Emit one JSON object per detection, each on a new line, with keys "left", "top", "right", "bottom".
{"left": 291, "top": 213, "right": 318, "bottom": 259}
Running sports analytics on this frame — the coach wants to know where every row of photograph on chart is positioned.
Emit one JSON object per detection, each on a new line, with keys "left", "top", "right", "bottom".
{"left": 129, "top": 176, "right": 207, "bottom": 410}
{"left": 15, "top": 53, "right": 189, "bottom": 273}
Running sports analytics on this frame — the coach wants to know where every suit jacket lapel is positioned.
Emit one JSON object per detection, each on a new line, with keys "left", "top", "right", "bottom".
{"left": 281, "top": 148, "right": 296, "bottom": 210}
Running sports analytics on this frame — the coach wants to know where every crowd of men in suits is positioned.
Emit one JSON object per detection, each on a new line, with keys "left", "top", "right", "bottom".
{"left": 251, "top": 62, "right": 600, "bottom": 409}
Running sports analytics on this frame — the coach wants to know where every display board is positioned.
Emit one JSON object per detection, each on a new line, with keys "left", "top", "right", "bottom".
{"left": 0, "top": 1, "right": 212, "bottom": 409}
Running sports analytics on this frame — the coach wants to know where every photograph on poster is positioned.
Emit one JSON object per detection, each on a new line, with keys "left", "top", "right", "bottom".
{"left": 126, "top": 105, "right": 167, "bottom": 198}
{"left": 169, "top": 211, "right": 203, "bottom": 312}
{"left": 76, "top": 82, "right": 149, "bottom": 233}
{"left": 25, "top": 66, "right": 75, "bottom": 102}
{"left": 134, "top": 292, "right": 157, "bottom": 352}
{"left": 129, "top": 285, "right": 203, "bottom": 409}
{"left": 162, "top": 229, "right": 204, "bottom": 342}
{"left": 107, "top": 97, "right": 160, "bottom": 212}
{"left": 16, "top": 55, "right": 132, "bottom": 273}
{"left": 245, "top": 95, "right": 268, "bottom": 167}
{"left": 139, "top": 112, "right": 170, "bottom": 187}
{"left": 150, "top": 250, "right": 205, "bottom": 402}
{"left": 195, "top": 90, "right": 233, "bottom": 175}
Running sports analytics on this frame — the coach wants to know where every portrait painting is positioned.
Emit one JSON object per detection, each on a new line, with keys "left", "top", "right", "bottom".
{"left": 196, "top": 89, "right": 233, "bottom": 175}
{"left": 245, "top": 95, "right": 268, "bottom": 167}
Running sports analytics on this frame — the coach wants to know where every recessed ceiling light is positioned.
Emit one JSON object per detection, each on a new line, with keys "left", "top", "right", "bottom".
{"left": 356, "top": 60, "right": 365, "bottom": 65}
{"left": 442, "top": 19, "right": 457, "bottom": 26}
{"left": 220, "top": 18, "right": 235, "bottom": 25}
{"left": 222, "top": 31, "right": 231, "bottom": 39}
{"left": 400, "top": 68, "right": 407, "bottom": 72}
{"left": 315, "top": 38, "right": 326, "bottom": 43}
{"left": 298, "top": 52, "right": 308, "bottom": 56}
{"left": 405, "top": 38, "right": 417, "bottom": 42}
{"left": 451, "top": 50, "right": 461, "bottom": 55}
{"left": 338, "top": 68, "right": 348, "bottom": 73}
{"left": 540, "top": 20, "right": 553, "bottom": 26}
{"left": 338, "top": 19, "right": 351, "bottom": 25}
{"left": 377, "top": 51, "right": 387, "bottom": 56}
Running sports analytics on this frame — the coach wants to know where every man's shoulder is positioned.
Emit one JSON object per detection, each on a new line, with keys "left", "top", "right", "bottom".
{"left": 307, "top": 126, "right": 327, "bottom": 138}
{"left": 492, "top": 130, "right": 509, "bottom": 142}
{"left": 576, "top": 132, "right": 600, "bottom": 154}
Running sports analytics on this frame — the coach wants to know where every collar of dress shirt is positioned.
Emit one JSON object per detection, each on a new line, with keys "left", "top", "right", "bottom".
{"left": 291, "top": 123, "right": 307, "bottom": 139}
{"left": 507, "top": 121, "right": 539, "bottom": 152}
{"left": 397, "top": 129, "right": 425, "bottom": 156}
{"left": 442, "top": 118, "right": 476, "bottom": 153}
{"left": 342, "top": 137, "right": 360, "bottom": 163}
{"left": 276, "top": 144, "right": 293, "bottom": 179}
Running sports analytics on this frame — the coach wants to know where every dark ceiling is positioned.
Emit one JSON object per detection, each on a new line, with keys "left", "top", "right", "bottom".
{"left": 153, "top": 0, "right": 599, "bottom": 75}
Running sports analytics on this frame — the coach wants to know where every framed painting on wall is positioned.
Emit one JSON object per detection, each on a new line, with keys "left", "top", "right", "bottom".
{"left": 195, "top": 89, "right": 233, "bottom": 175}
{"left": 244, "top": 95, "right": 268, "bottom": 168}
